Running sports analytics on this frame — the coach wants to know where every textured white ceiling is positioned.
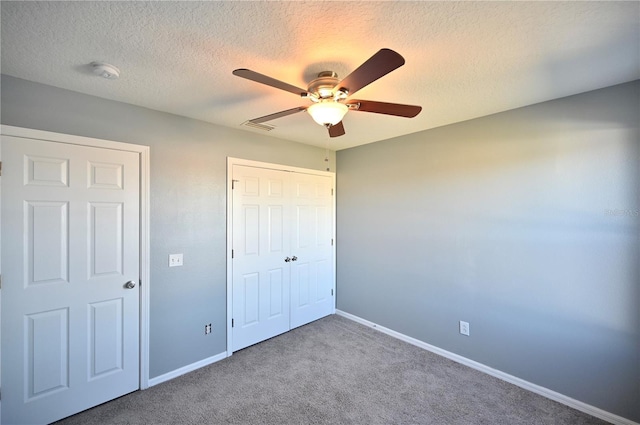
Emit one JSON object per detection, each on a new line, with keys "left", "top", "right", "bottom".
{"left": 1, "top": 1, "right": 638, "bottom": 150}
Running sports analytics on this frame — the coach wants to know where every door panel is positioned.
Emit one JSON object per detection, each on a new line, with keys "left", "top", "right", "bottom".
{"left": 90, "top": 202, "right": 124, "bottom": 276}
{"left": 89, "top": 298, "right": 124, "bottom": 378}
{"left": 27, "top": 308, "right": 69, "bottom": 398}
{"left": 28, "top": 200, "right": 69, "bottom": 284}
{"left": 1, "top": 136, "right": 140, "bottom": 424}
{"left": 232, "top": 165, "right": 291, "bottom": 351}
{"left": 290, "top": 173, "right": 334, "bottom": 329}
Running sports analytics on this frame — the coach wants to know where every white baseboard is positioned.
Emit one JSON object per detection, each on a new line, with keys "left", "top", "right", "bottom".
{"left": 147, "top": 351, "right": 227, "bottom": 387}
{"left": 335, "top": 310, "right": 638, "bottom": 425}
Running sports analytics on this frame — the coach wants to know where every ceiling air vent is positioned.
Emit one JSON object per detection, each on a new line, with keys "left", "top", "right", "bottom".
{"left": 242, "top": 121, "right": 275, "bottom": 131}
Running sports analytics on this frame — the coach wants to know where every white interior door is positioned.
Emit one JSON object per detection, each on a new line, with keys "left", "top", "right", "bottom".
{"left": 231, "top": 162, "right": 334, "bottom": 352}
{"left": 231, "top": 165, "right": 291, "bottom": 352}
{"left": 290, "top": 172, "right": 334, "bottom": 329}
{"left": 1, "top": 136, "right": 140, "bottom": 424}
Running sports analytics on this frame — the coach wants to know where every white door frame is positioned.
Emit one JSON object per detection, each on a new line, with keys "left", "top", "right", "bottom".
{"left": 226, "top": 157, "right": 336, "bottom": 356}
{"left": 0, "top": 125, "right": 152, "bottom": 391}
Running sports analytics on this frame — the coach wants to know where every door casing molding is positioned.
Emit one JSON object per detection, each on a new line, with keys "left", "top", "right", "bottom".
{"left": 226, "top": 157, "right": 336, "bottom": 356}
{"left": 0, "top": 125, "right": 152, "bottom": 390}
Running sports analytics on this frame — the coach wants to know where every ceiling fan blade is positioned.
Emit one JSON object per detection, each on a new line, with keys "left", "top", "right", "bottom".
{"left": 233, "top": 69, "right": 308, "bottom": 96}
{"left": 328, "top": 121, "right": 346, "bottom": 138}
{"left": 334, "top": 49, "right": 405, "bottom": 96}
{"left": 347, "top": 100, "right": 422, "bottom": 118}
{"left": 249, "top": 106, "right": 307, "bottom": 124}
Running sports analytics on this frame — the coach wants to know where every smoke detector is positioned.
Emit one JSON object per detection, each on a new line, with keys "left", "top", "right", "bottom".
{"left": 91, "top": 62, "right": 120, "bottom": 80}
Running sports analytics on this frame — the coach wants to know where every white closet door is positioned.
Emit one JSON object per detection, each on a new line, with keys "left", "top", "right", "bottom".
{"left": 231, "top": 165, "right": 291, "bottom": 351}
{"left": 1, "top": 136, "right": 140, "bottom": 424}
{"left": 289, "top": 172, "right": 334, "bottom": 329}
{"left": 231, "top": 163, "right": 335, "bottom": 352}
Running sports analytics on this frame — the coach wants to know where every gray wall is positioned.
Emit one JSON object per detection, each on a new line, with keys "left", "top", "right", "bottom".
{"left": 336, "top": 80, "right": 640, "bottom": 422}
{"left": 0, "top": 75, "right": 336, "bottom": 378}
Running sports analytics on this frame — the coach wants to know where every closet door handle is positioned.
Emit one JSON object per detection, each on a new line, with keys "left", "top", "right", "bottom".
{"left": 291, "top": 256, "right": 298, "bottom": 261}
{"left": 284, "top": 257, "right": 291, "bottom": 263}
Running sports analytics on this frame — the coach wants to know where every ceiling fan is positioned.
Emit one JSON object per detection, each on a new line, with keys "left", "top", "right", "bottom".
{"left": 232, "top": 48, "right": 422, "bottom": 138}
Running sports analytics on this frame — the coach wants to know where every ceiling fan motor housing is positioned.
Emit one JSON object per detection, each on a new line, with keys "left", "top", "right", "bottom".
{"left": 307, "top": 71, "right": 347, "bottom": 101}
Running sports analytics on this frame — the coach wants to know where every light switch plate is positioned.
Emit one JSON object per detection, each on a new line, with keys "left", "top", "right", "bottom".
{"left": 169, "top": 253, "right": 183, "bottom": 267}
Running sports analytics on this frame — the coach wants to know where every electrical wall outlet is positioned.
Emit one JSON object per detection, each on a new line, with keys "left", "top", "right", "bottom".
{"left": 169, "top": 253, "right": 183, "bottom": 267}
{"left": 205, "top": 324, "right": 212, "bottom": 335}
{"left": 459, "top": 320, "right": 470, "bottom": 336}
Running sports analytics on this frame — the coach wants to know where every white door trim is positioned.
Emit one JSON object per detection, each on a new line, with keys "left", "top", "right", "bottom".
{"left": 0, "top": 124, "right": 152, "bottom": 390}
{"left": 226, "top": 157, "right": 336, "bottom": 356}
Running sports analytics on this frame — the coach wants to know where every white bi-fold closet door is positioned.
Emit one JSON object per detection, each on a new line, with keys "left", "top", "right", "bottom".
{"left": 230, "top": 161, "right": 335, "bottom": 352}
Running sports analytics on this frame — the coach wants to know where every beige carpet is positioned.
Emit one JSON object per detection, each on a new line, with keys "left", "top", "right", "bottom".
{"left": 56, "top": 314, "right": 608, "bottom": 424}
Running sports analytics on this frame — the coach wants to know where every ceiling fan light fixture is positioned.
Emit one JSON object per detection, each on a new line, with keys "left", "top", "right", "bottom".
{"left": 307, "top": 101, "right": 348, "bottom": 127}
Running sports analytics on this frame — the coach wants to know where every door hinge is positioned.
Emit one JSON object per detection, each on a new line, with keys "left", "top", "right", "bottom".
{"left": 331, "top": 188, "right": 334, "bottom": 196}
{"left": 331, "top": 238, "right": 334, "bottom": 246}
{"left": 232, "top": 318, "right": 234, "bottom": 328}
{"left": 331, "top": 289, "right": 334, "bottom": 296}
{"left": 0, "top": 161, "right": 2, "bottom": 176}
{"left": 232, "top": 179, "right": 239, "bottom": 189}
{"left": 231, "top": 249, "right": 234, "bottom": 259}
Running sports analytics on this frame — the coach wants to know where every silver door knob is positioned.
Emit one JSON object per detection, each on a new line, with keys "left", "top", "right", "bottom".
{"left": 124, "top": 280, "right": 137, "bottom": 289}
{"left": 291, "top": 256, "right": 298, "bottom": 261}
{"left": 284, "top": 257, "right": 291, "bottom": 262}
